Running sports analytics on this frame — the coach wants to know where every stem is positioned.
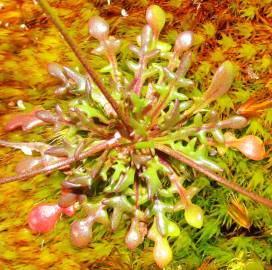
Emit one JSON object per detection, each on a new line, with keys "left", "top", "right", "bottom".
{"left": 106, "top": 51, "right": 122, "bottom": 93}
{"left": 155, "top": 144, "right": 272, "bottom": 209}
{"left": 133, "top": 56, "right": 146, "bottom": 95}
{"left": 0, "top": 139, "right": 120, "bottom": 185}
{"left": 167, "top": 51, "right": 178, "bottom": 71}
{"left": 37, "top": 0, "right": 130, "bottom": 131}
{"left": 159, "top": 156, "right": 189, "bottom": 206}
{"left": 135, "top": 178, "right": 139, "bottom": 209}
{"left": 169, "top": 172, "right": 189, "bottom": 207}
{"left": 149, "top": 83, "right": 175, "bottom": 128}
{"left": 149, "top": 53, "right": 192, "bottom": 129}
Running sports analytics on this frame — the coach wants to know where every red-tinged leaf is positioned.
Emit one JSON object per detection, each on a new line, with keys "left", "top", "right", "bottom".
{"left": 15, "top": 155, "right": 68, "bottom": 175}
{"left": 225, "top": 134, "right": 266, "bottom": 161}
{"left": 15, "top": 157, "right": 44, "bottom": 175}
{"left": 60, "top": 204, "right": 77, "bottom": 217}
{"left": 44, "top": 146, "right": 69, "bottom": 157}
{"left": 58, "top": 193, "right": 78, "bottom": 208}
{"left": 236, "top": 90, "right": 272, "bottom": 117}
{"left": 35, "top": 110, "right": 57, "bottom": 124}
{"left": 5, "top": 109, "right": 45, "bottom": 132}
{"left": 228, "top": 196, "right": 251, "bottom": 229}
{"left": 140, "top": 24, "right": 153, "bottom": 50}
{"left": 28, "top": 203, "right": 62, "bottom": 233}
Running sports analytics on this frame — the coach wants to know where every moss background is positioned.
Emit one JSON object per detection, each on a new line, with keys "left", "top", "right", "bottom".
{"left": 0, "top": 0, "right": 271, "bottom": 269}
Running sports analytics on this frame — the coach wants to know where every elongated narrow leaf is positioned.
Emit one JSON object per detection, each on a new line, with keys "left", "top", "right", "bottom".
{"left": 203, "top": 61, "right": 234, "bottom": 104}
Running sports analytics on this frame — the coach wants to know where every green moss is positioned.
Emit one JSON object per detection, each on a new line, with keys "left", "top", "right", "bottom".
{"left": 0, "top": 0, "right": 271, "bottom": 269}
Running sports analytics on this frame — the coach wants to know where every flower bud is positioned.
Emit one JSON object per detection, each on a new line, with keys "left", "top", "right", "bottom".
{"left": 167, "top": 220, "right": 180, "bottom": 237}
{"left": 70, "top": 217, "right": 93, "bottom": 247}
{"left": 184, "top": 204, "right": 204, "bottom": 229}
{"left": 125, "top": 219, "right": 146, "bottom": 250}
{"left": 88, "top": 16, "right": 109, "bottom": 41}
{"left": 225, "top": 135, "right": 266, "bottom": 161}
{"left": 153, "top": 238, "right": 173, "bottom": 268}
{"left": 28, "top": 204, "right": 62, "bottom": 233}
{"left": 174, "top": 31, "right": 194, "bottom": 55}
{"left": 146, "top": 5, "right": 165, "bottom": 39}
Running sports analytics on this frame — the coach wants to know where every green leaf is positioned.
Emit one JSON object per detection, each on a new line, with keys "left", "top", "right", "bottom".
{"left": 241, "top": 6, "right": 257, "bottom": 20}
{"left": 194, "top": 61, "right": 212, "bottom": 82}
{"left": 156, "top": 41, "right": 172, "bottom": 52}
{"left": 258, "top": 54, "right": 271, "bottom": 72}
{"left": 99, "top": 64, "right": 112, "bottom": 73}
{"left": 192, "top": 33, "right": 205, "bottom": 46}
{"left": 135, "top": 141, "right": 154, "bottom": 149}
{"left": 74, "top": 100, "right": 109, "bottom": 124}
{"left": 239, "top": 43, "right": 256, "bottom": 60}
{"left": 236, "top": 23, "right": 254, "bottom": 38}
{"left": 130, "top": 92, "right": 149, "bottom": 114}
{"left": 211, "top": 48, "right": 225, "bottom": 62}
{"left": 142, "top": 157, "right": 166, "bottom": 198}
{"left": 248, "top": 169, "right": 264, "bottom": 190}
{"left": 114, "top": 167, "right": 135, "bottom": 192}
{"left": 129, "top": 117, "right": 148, "bottom": 137}
{"left": 146, "top": 5, "right": 166, "bottom": 38}
{"left": 215, "top": 94, "right": 234, "bottom": 114}
{"left": 202, "top": 22, "right": 216, "bottom": 38}
{"left": 111, "top": 161, "right": 127, "bottom": 182}
{"left": 246, "top": 119, "right": 267, "bottom": 137}
{"left": 172, "top": 139, "right": 223, "bottom": 172}
{"left": 218, "top": 34, "right": 237, "bottom": 51}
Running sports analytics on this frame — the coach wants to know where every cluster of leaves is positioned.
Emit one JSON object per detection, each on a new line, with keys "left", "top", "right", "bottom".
{"left": 0, "top": 0, "right": 272, "bottom": 269}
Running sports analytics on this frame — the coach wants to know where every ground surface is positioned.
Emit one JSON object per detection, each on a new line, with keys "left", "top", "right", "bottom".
{"left": 0, "top": 0, "right": 271, "bottom": 269}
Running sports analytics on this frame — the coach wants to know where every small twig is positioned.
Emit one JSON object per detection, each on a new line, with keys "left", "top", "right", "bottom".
{"left": 0, "top": 139, "right": 120, "bottom": 185}
{"left": 37, "top": 0, "right": 130, "bottom": 132}
{"left": 155, "top": 144, "right": 272, "bottom": 209}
